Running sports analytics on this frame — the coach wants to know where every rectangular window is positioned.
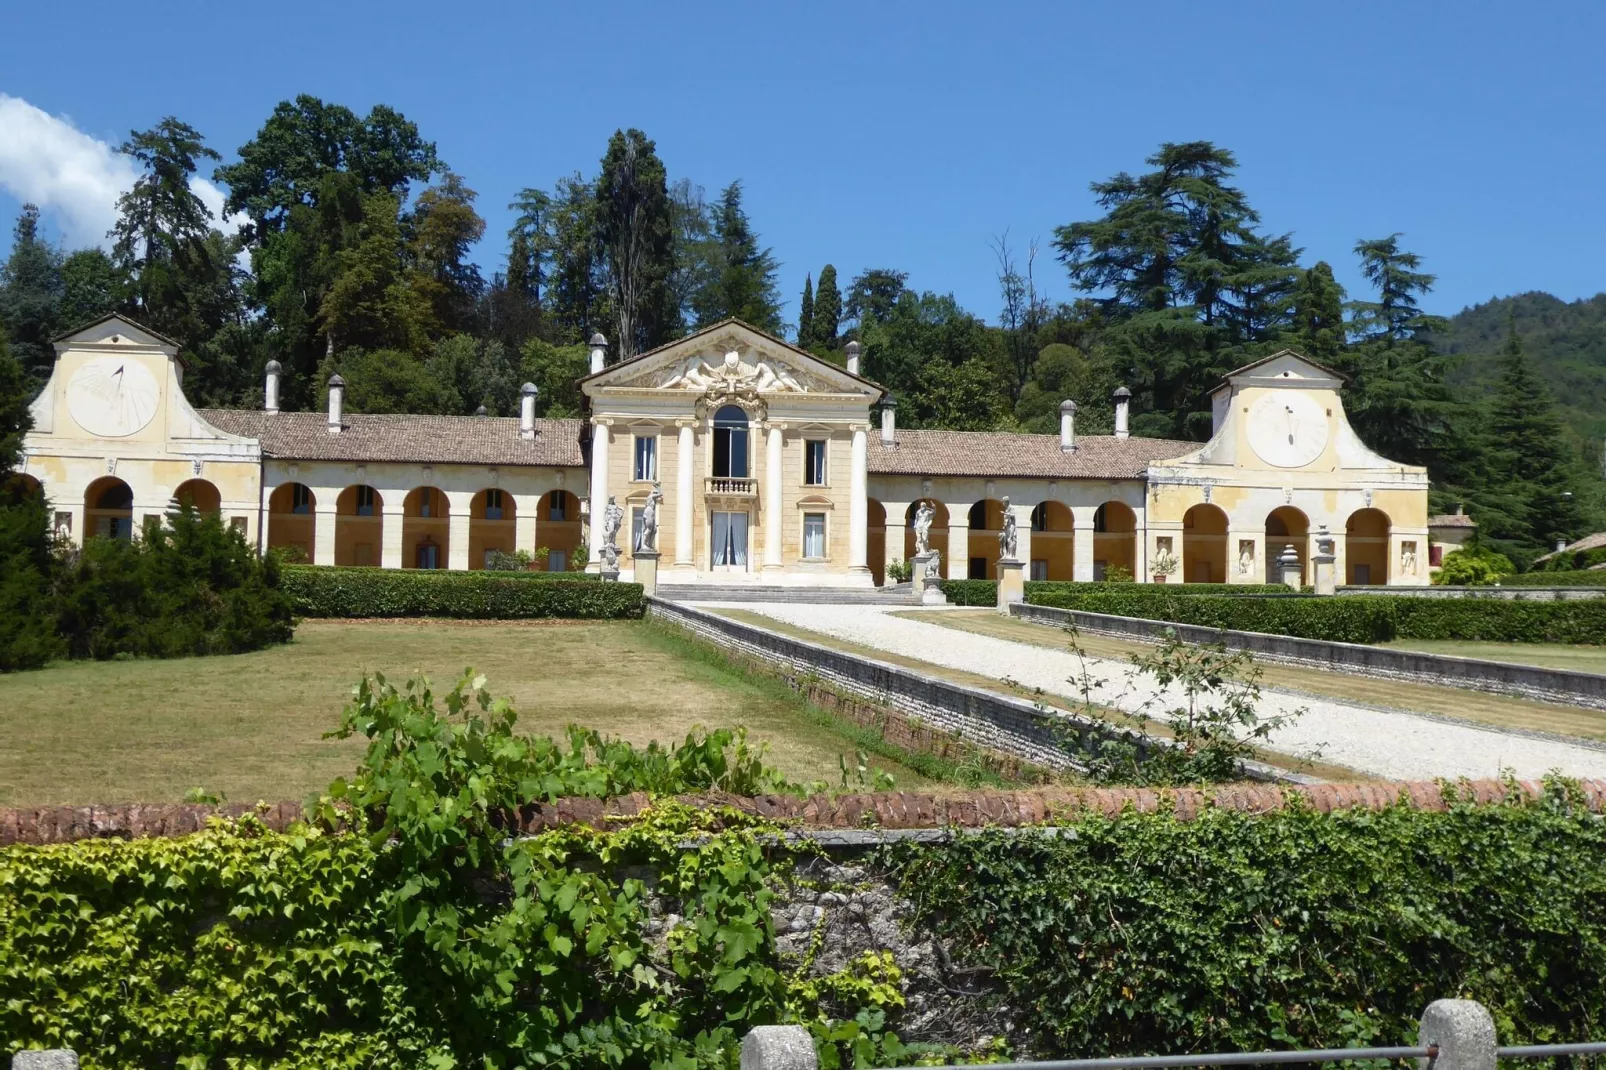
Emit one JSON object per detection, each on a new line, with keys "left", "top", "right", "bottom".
{"left": 969, "top": 556, "right": 987, "bottom": 580}
{"left": 1093, "top": 559, "right": 1107, "bottom": 581}
{"left": 548, "top": 549, "right": 567, "bottom": 572}
{"left": 804, "top": 440, "right": 827, "bottom": 485}
{"left": 632, "top": 507, "right": 645, "bottom": 552}
{"left": 419, "top": 488, "right": 433, "bottom": 518}
{"left": 548, "top": 494, "right": 567, "bottom": 521}
{"left": 291, "top": 484, "right": 311, "bottom": 514}
{"left": 1030, "top": 559, "right": 1049, "bottom": 581}
{"left": 803, "top": 513, "right": 826, "bottom": 558}
{"left": 485, "top": 489, "right": 504, "bottom": 520}
{"left": 356, "top": 486, "right": 375, "bottom": 517}
{"left": 1429, "top": 544, "right": 1444, "bottom": 567}
{"left": 634, "top": 435, "right": 657, "bottom": 481}
{"left": 355, "top": 542, "right": 373, "bottom": 566}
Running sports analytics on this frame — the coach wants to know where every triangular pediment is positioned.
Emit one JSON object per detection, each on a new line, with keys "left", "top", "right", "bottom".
{"left": 52, "top": 312, "right": 180, "bottom": 354}
{"left": 1217, "top": 349, "right": 1346, "bottom": 391}
{"left": 582, "top": 320, "right": 882, "bottom": 399}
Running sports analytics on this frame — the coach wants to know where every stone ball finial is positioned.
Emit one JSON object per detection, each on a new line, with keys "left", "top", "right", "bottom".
{"left": 327, "top": 373, "right": 345, "bottom": 388}
{"left": 1060, "top": 399, "right": 1077, "bottom": 413}
{"left": 1112, "top": 386, "right": 1131, "bottom": 399}
{"left": 845, "top": 340, "right": 861, "bottom": 357}
{"left": 521, "top": 382, "right": 538, "bottom": 396}
{"left": 589, "top": 332, "right": 608, "bottom": 347}
{"left": 265, "top": 359, "right": 282, "bottom": 374}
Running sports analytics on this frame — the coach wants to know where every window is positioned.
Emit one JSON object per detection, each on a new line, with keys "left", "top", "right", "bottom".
{"left": 548, "top": 549, "right": 567, "bottom": 572}
{"left": 712, "top": 405, "right": 749, "bottom": 478}
{"left": 1031, "top": 503, "right": 1048, "bottom": 531}
{"left": 968, "top": 556, "right": 987, "bottom": 579}
{"left": 1093, "top": 560, "right": 1107, "bottom": 580}
{"left": 804, "top": 440, "right": 827, "bottom": 485}
{"left": 1429, "top": 544, "right": 1444, "bottom": 567}
{"left": 1093, "top": 504, "right": 1109, "bottom": 532}
{"left": 355, "top": 486, "right": 375, "bottom": 516}
{"left": 1030, "top": 559, "right": 1048, "bottom": 581}
{"left": 416, "top": 539, "right": 439, "bottom": 569}
{"left": 484, "top": 489, "right": 504, "bottom": 520}
{"left": 418, "top": 488, "right": 434, "bottom": 518}
{"left": 291, "top": 484, "right": 311, "bottom": 514}
{"left": 634, "top": 435, "right": 657, "bottom": 481}
{"left": 631, "top": 507, "right": 645, "bottom": 552}
{"left": 803, "top": 513, "right": 826, "bottom": 558}
{"left": 968, "top": 501, "right": 987, "bottom": 528}
{"left": 354, "top": 542, "right": 373, "bottom": 566}
{"left": 548, "top": 493, "right": 567, "bottom": 521}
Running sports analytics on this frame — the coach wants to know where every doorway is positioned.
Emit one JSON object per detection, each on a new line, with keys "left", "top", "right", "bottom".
{"left": 711, "top": 511, "right": 749, "bottom": 572}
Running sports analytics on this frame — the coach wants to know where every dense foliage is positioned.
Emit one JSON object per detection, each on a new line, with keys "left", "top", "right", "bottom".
{"left": 935, "top": 579, "right": 997, "bottom": 605}
{"left": 1024, "top": 589, "right": 1606, "bottom": 645}
{"left": 885, "top": 780, "right": 1606, "bottom": 1055}
{"left": 1498, "top": 569, "right": 1606, "bottom": 586}
{"left": 1027, "top": 580, "right": 1296, "bottom": 597}
{"left": 280, "top": 565, "right": 641, "bottom": 619}
{"left": 1434, "top": 545, "right": 1515, "bottom": 586}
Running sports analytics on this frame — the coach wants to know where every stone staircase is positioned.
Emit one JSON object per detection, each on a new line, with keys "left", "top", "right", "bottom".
{"left": 654, "top": 582, "right": 917, "bottom": 605}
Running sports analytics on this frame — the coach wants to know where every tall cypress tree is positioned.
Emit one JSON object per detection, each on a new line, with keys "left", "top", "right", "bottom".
{"left": 813, "top": 264, "right": 841, "bottom": 347}
{"left": 1489, "top": 313, "right": 1585, "bottom": 548}
{"left": 596, "top": 129, "right": 675, "bottom": 357}
{"left": 797, "top": 273, "right": 814, "bottom": 348}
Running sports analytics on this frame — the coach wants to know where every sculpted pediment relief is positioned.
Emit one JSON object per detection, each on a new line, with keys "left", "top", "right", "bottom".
{"left": 622, "top": 349, "right": 836, "bottom": 395}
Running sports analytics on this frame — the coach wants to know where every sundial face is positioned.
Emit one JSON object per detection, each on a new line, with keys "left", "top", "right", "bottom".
{"left": 67, "top": 356, "right": 160, "bottom": 438}
{"left": 1247, "top": 390, "right": 1330, "bottom": 468}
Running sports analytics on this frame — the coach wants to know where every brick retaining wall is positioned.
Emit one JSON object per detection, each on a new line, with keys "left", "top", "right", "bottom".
{"left": 1011, "top": 601, "right": 1606, "bottom": 710}
{"left": 4, "top": 777, "right": 1601, "bottom": 846}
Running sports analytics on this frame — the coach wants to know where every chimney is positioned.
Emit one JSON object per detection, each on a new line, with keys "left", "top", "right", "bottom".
{"left": 1059, "top": 399, "right": 1077, "bottom": 452}
{"left": 845, "top": 340, "right": 861, "bottom": 376}
{"left": 326, "top": 374, "right": 344, "bottom": 433}
{"left": 520, "top": 382, "right": 538, "bottom": 439}
{"left": 880, "top": 393, "right": 897, "bottom": 445}
{"left": 1557, "top": 538, "right": 1569, "bottom": 553}
{"left": 264, "top": 360, "right": 282, "bottom": 413}
{"left": 589, "top": 332, "right": 608, "bottom": 375}
{"left": 1113, "top": 386, "right": 1131, "bottom": 440}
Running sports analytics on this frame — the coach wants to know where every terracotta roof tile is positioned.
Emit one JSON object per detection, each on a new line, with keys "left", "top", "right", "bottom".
{"left": 199, "top": 409, "right": 586, "bottom": 468}
{"left": 1427, "top": 514, "right": 1478, "bottom": 529}
{"left": 869, "top": 429, "right": 1195, "bottom": 479}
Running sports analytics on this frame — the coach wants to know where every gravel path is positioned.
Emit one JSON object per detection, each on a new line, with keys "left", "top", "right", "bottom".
{"left": 697, "top": 602, "right": 1606, "bottom": 782}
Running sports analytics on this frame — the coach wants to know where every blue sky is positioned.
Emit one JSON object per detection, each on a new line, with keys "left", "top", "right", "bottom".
{"left": 2, "top": 0, "right": 1603, "bottom": 330}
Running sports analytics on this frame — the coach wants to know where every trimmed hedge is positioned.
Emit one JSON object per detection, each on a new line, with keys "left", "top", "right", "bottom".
{"left": 281, "top": 565, "right": 643, "bottom": 619}
{"left": 1023, "top": 589, "right": 1606, "bottom": 645}
{"left": 1026, "top": 581, "right": 1297, "bottom": 600}
{"left": 938, "top": 579, "right": 997, "bottom": 605}
{"left": 1498, "top": 570, "right": 1606, "bottom": 587}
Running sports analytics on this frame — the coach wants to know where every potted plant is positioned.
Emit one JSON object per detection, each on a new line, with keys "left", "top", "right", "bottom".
{"left": 1150, "top": 548, "right": 1179, "bottom": 584}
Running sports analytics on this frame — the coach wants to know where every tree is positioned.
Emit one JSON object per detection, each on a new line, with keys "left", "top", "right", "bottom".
{"left": 992, "top": 232, "right": 1049, "bottom": 401}
{"left": 0, "top": 335, "right": 64, "bottom": 671}
{"left": 691, "top": 181, "right": 782, "bottom": 332}
{"left": 519, "top": 339, "right": 590, "bottom": 417}
{"left": 0, "top": 204, "right": 64, "bottom": 384}
{"left": 595, "top": 129, "right": 674, "bottom": 358}
{"left": 408, "top": 173, "right": 486, "bottom": 337}
{"left": 506, "top": 187, "right": 554, "bottom": 308}
{"left": 544, "top": 174, "right": 609, "bottom": 345}
{"left": 317, "top": 345, "right": 457, "bottom": 415}
{"left": 813, "top": 265, "right": 842, "bottom": 347}
{"left": 797, "top": 274, "right": 815, "bottom": 348}
{"left": 1487, "top": 314, "right": 1586, "bottom": 549}
{"left": 319, "top": 192, "right": 429, "bottom": 355}
{"left": 1348, "top": 235, "right": 1443, "bottom": 342}
{"left": 57, "top": 249, "right": 126, "bottom": 334}
{"left": 1290, "top": 261, "right": 1346, "bottom": 361}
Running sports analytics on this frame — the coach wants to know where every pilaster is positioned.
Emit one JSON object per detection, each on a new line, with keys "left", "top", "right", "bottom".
{"left": 1072, "top": 513, "right": 1096, "bottom": 582}
{"left": 381, "top": 504, "right": 404, "bottom": 569}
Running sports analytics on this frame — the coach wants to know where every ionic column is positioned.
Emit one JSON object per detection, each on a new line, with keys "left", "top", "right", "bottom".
{"left": 848, "top": 427, "right": 869, "bottom": 576}
{"left": 380, "top": 503, "right": 404, "bottom": 569}
{"left": 587, "top": 419, "right": 610, "bottom": 571}
{"left": 446, "top": 490, "right": 474, "bottom": 570}
{"left": 675, "top": 422, "right": 696, "bottom": 568}
{"left": 1072, "top": 511, "right": 1096, "bottom": 581}
{"left": 947, "top": 514, "right": 969, "bottom": 580}
{"left": 313, "top": 503, "right": 338, "bottom": 566}
{"left": 764, "top": 423, "right": 785, "bottom": 572}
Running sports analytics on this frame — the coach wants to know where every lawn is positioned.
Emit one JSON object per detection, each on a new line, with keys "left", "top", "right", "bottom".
{"left": 0, "top": 619, "right": 931, "bottom": 806}
{"left": 1381, "top": 638, "right": 1606, "bottom": 674}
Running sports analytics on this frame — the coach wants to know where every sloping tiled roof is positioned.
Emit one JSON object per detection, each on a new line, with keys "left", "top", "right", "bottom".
{"left": 869, "top": 429, "right": 1195, "bottom": 480}
{"left": 1534, "top": 531, "right": 1606, "bottom": 564}
{"left": 1427, "top": 513, "right": 1478, "bottom": 529}
{"left": 199, "top": 410, "right": 586, "bottom": 467}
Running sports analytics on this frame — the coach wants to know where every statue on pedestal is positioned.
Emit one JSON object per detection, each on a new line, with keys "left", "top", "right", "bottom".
{"left": 913, "top": 501, "right": 935, "bottom": 556}
{"left": 998, "top": 495, "right": 1018, "bottom": 561}
{"left": 636, "top": 483, "right": 663, "bottom": 552}
{"left": 600, "top": 495, "right": 624, "bottom": 571}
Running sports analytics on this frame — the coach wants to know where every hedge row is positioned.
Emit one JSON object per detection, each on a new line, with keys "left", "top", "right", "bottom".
{"left": 280, "top": 566, "right": 643, "bottom": 619}
{"left": 937, "top": 579, "right": 998, "bottom": 605}
{"left": 1023, "top": 589, "right": 1606, "bottom": 645}
{"left": 283, "top": 564, "right": 601, "bottom": 582}
{"left": 1498, "top": 570, "right": 1606, "bottom": 587}
{"left": 1027, "top": 581, "right": 1297, "bottom": 599}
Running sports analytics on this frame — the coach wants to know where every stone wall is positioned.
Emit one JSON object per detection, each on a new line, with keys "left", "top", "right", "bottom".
{"left": 1011, "top": 601, "right": 1606, "bottom": 710}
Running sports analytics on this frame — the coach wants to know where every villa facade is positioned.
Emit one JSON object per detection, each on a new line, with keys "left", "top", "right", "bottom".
{"left": 19, "top": 314, "right": 1433, "bottom": 587}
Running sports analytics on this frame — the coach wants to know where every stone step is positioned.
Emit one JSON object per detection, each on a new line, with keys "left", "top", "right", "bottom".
{"left": 655, "top": 583, "right": 917, "bottom": 605}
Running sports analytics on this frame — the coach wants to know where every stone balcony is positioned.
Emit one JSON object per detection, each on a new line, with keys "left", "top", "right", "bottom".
{"left": 704, "top": 476, "right": 758, "bottom": 504}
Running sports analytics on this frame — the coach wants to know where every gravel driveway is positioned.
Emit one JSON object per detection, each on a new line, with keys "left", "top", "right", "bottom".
{"left": 697, "top": 602, "right": 1606, "bottom": 782}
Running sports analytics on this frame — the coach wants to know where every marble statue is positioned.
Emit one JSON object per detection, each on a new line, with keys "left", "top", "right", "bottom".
{"left": 1401, "top": 541, "right": 1417, "bottom": 575}
{"left": 998, "top": 496, "right": 1018, "bottom": 560}
{"left": 601, "top": 495, "right": 624, "bottom": 571}
{"left": 1238, "top": 540, "right": 1254, "bottom": 576}
{"left": 754, "top": 360, "right": 804, "bottom": 392}
{"left": 636, "top": 483, "right": 663, "bottom": 551}
{"left": 912, "top": 501, "right": 935, "bottom": 555}
{"left": 660, "top": 356, "right": 717, "bottom": 389}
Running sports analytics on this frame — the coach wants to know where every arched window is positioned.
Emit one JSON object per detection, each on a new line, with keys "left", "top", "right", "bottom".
{"left": 713, "top": 405, "right": 749, "bottom": 478}
{"left": 1031, "top": 503, "right": 1048, "bottom": 531}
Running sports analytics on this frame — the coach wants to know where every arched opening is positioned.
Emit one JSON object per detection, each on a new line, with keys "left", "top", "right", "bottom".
{"left": 469, "top": 488, "right": 517, "bottom": 569}
{"left": 903, "top": 499, "right": 950, "bottom": 568}
{"left": 1181, "top": 503, "right": 1228, "bottom": 583}
{"left": 85, "top": 476, "right": 134, "bottom": 541}
{"left": 169, "top": 478, "right": 221, "bottom": 514}
{"left": 539, "top": 490, "right": 582, "bottom": 572}
{"left": 268, "top": 483, "right": 315, "bottom": 561}
{"left": 336, "top": 485, "right": 383, "bottom": 567}
{"left": 867, "top": 498, "right": 887, "bottom": 586}
{"left": 403, "top": 487, "right": 449, "bottom": 569}
{"left": 1030, "top": 501, "right": 1074, "bottom": 580}
{"left": 1093, "top": 501, "right": 1137, "bottom": 581}
{"left": 712, "top": 404, "right": 751, "bottom": 480}
{"left": 1345, "top": 508, "right": 1391, "bottom": 586}
{"left": 3, "top": 472, "right": 43, "bottom": 502}
{"left": 967, "top": 499, "right": 1006, "bottom": 580}
{"left": 1265, "top": 506, "right": 1310, "bottom": 585}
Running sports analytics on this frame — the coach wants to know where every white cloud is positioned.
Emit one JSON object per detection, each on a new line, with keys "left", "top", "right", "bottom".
{"left": 0, "top": 93, "right": 247, "bottom": 249}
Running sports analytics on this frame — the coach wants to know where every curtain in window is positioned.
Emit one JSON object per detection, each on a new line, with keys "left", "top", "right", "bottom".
{"left": 712, "top": 512, "right": 749, "bottom": 566}
{"left": 803, "top": 514, "right": 825, "bottom": 558}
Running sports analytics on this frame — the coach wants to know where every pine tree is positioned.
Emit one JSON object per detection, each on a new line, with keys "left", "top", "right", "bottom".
{"left": 1291, "top": 261, "right": 1346, "bottom": 360}
{"left": 0, "top": 204, "right": 65, "bottom": 385}
{"left": 797, "top": 273, "right": 815, "bottom": 348}
{"left": 690, "top": 181, "right": 783, "bottom": 332}
{"left": 813, "top": 264, "right": 841, "bottom": 346}
{"left": 1489, "top": 314, "right": 1585, "bottom": 547}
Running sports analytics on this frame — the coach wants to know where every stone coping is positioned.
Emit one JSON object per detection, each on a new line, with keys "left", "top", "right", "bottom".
{"left": 3, "top": 778, "right": 1601, "bottom": 846}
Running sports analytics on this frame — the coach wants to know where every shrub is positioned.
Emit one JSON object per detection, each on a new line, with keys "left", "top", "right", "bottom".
{"left": 1026, "top": 581, "right": 1294, "bottom": 603}
{"left": 53, "top": 505, "right": 295, "bottom": 662}
{"left": 1499, "top": 569, "right": 1606, "bottom": 587}
{"left": 281, "top": 565, "right": 641, "bottom": 618}
{"left": 938, "top": 578, "right": 996, "bottom": 605}
{"left": 1435, "top": 545, "right": 1515, "bottom": 586}
{"left": 0, "top": 484, "right": 64, "bottom": 671}
{"left": 885, "top": 559, "right": 913, "bottom": 584}
{"left": 1024, "top": 589, "right": 1606, "bottom": 645}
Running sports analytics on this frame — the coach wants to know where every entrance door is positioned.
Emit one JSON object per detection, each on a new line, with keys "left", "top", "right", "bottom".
{"left": 710, "top": 511, "right": 750, "bottom": 572}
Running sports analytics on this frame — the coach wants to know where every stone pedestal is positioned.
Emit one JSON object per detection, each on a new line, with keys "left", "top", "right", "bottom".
{"left": 600, "top": 568, "right": 620, "bottom": 583}
{"left": 910, "top": 551, "right": 936, "bottom": 603}
{"left": 996, "top": 558, "right": 1024, "bottom": 615}
{"left": 912, "top": 552, "right": 949, "bottom": 605}
{"left": 633, "top": 550, "right": 659, "bottom": 597}
{"left": 1311, "top": 525, "right": 1337, "bottom": 596}
{"left": 1276, "top": 543, "right": 1302, "bottom": 589}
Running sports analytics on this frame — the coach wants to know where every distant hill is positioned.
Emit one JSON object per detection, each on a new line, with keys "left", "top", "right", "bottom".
{"left": 1440, "top": 291, "right": 1606, "bottom": 452}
